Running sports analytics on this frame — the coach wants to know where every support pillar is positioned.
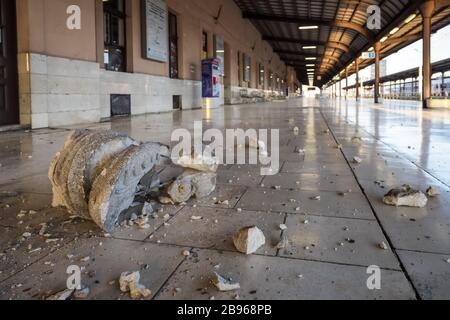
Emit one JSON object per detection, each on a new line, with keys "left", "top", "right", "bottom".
{"left": 374, "top": 42, "right": 381, "bottom": 103}
{"left": 420, "top": 0, "right": 435, "bottom": 108}
{"left": 339, "top": 78, "right": 342, "bottom": 98}
{"left": 355, "top": 58, "right": 360, "bottom": 101}
{"left": 345, "top": 68, "right": 349, "bottom": 99}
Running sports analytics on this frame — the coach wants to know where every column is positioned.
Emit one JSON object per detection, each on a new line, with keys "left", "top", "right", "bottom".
{"left": 374, "top": 42, "right": 381, "bottom": 103}
{"left": 355, "top": 58, "right": 360, "bottom": 101}
{"left": 345, "top": 67, "right": 349, "bottom": 99}
{"left": 420, "top": 0, "right": 436, "bottom": 108}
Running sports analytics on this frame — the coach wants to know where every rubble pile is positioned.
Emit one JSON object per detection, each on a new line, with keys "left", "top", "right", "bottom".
{"left": 49, "top": 130, "right": 219, "bottom": 232}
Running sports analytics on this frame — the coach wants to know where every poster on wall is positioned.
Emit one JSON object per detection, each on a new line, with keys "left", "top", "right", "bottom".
{"left": 141, "top": 0, "right": 168, "bottom": 62}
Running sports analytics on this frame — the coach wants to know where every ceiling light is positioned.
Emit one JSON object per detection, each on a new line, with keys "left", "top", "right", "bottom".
{"left": 302, "top": 46, "right": 317, "bottom": 50}
{"left": 306, "top": 64, "right": 315, "bottom": 67}
{"left": 368, "top": 47, "right": 374, "bottom": 51}
{"left": 404, "top": 13, "right": 417, "bottom": 24}
{"left": 299, "top": 26, "right": 319, "bottom": 30}
{"left": 389, "top": 27, "right": 400, "bottom": 35}
{"left": 305, "top": 57, "right": 316, "bottom": 60}
{"left": 380, "top": 36, "right": 388, "bottom": 42}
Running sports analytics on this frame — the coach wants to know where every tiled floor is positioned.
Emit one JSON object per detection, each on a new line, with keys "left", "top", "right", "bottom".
{"left": 0, "top": 97, "right": 449, "bottom": 300}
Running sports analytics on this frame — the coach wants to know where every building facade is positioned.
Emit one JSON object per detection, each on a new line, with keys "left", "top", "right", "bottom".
{"left": 1, "top": 0, "right": 298, "bottom": 129}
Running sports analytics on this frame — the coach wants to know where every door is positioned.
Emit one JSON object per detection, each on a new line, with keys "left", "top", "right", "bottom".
{"left": 0, "top": 0, "right": 19, "bottom": 126}
{"left": 168, "top": 12, "right": 178, "bottom": 79}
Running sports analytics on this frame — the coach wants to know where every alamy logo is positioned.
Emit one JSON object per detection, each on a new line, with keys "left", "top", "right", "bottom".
{"left": 366, "top": 265, "right": 381, "bottom": 290}
{"left": 66, "top": 265, "right": 82, "bottom": 290}
{"left": 66, "top": 5, "right": 81, "bottom": 30}
{"left": 366, "top": 5, "right": 381, "bottom": 30}
{"left": 171, "top": 121, "right": 280, "bottom": 176}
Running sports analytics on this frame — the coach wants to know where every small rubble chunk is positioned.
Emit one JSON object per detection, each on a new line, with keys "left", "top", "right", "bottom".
{"left": 379, "top": 242, "right": 388, "bottom": 250}
{"left": 119, "top": 271, "right": 152, "bottom": 300}
{"left": 233, "top": 226, "right": 266, "bottom": 255}
{"left": 383, "top": 185, "right": 428, "bottom": 208}
{"left": 353, "top": 156, "right": 363, "bottom": 164}
{"left": 426, "top": 187, "right": 441, "bottom": 198}
{"left": 212, "top": 273, "right": 241, "bottom": 292}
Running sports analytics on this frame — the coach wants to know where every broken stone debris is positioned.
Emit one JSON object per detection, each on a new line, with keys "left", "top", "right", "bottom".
{"left": 379, "top": 242, "right": 389, "bottom": 250}
{"left": 212, "top": 272, "right": 241, "bottom": 292}
{"left": 119, "top": 271, "right": 152, "bottom": 300}
{"left": 383, "top": 185, "right": 428, "bottom": 208}
{"left": 166, "top": 169, "right": 216, "bottom": 204}
{"left": 49, "top": 129, "right": 170, "bottom": 232}
{"left": 353, "top": 156, "right": 363, "bottom": 164}
{"left": 426, "top": 186, "right": 441, "bottom": 197}
{"left": 233, "top": 226, "right": 266, "bottom": 255}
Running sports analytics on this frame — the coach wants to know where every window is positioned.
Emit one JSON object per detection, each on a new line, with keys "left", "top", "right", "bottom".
{"left": 103, "top": 0, "right": 126, "bottom": 72}
{"left": 259, "top": 64, "right": 265, "bottom": 89}
{"left": 169, "top": 12, "right": 179, "bottom": 79}
{"left": 202, "top": 31, "right": 208, "bottom": 60}
{"left": 243, "top": 54, "right": 251, "bottom": 82}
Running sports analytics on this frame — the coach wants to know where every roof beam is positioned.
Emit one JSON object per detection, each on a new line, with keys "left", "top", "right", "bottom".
{"left": 262, "top": 36, "right": 352, "bottom": 54}
{"left": 274, "top": 50, "right": 343, "bottom": 65}
{"left": 243, "top": 12, "right": 375, "bottom": 41}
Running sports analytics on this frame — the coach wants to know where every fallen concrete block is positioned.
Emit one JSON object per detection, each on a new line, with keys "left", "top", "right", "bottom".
{"left": 89, "top": 143, "right": 166, "bottom": 232}
{"left": 383, "top": 185, "right": 428, "bottom": 208}
{"left": 212, "top": 272, "right": 241, "bottom": 292}
{"left": 119, "top": 271, "right": 152, "bottom": 300}
{"left": 233, "top": 226, "right": 266, "bottom": 255}
{"left": 48, "top": 130, "right": 91, "bottom": 208}
{"left": 67, "top": 132, "right": 137, "bottom": 218}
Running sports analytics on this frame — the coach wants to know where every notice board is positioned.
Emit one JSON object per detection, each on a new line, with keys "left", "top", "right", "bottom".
{"left": 141, "top": 0, "right": 168, "bottom": 62}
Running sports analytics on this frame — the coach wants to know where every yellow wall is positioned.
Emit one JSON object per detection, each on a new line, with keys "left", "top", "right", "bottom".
{"left": 17, "top": 0, "right": 295, "bottom": 88}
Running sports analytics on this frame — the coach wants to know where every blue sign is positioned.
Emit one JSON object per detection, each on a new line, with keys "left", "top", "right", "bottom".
{"left": 202, "top": 59, "right": 221, "bottom": 98}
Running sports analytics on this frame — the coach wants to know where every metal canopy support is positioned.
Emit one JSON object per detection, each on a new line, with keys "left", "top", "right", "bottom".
{"left": 421, "top": 0, "right": 436, "bottom": 108}
{"left": 374, "top": 42, "right": 381, "bottom": 104}
{"left": 355, "top": 58, "right": 360, "bottom": 101}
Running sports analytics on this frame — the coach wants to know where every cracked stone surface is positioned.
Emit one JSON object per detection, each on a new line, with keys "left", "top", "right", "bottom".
{"left": 89, "top": 143, "right": 166, "bottom": 232}
{"left": 1, "top": 98, "right": 450, "bottom": 299}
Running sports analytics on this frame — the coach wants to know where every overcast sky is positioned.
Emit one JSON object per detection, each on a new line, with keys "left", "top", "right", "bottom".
{"left": 341, "top": 24, "right": 450, "bottom": 86}
{"left": 383, "top": 24, "right": 450, "bottom": 75}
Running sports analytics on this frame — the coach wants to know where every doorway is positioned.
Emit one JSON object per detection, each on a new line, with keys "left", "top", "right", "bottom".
{"left": 0, "top": 0, "right": 19, "bottom": 126}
